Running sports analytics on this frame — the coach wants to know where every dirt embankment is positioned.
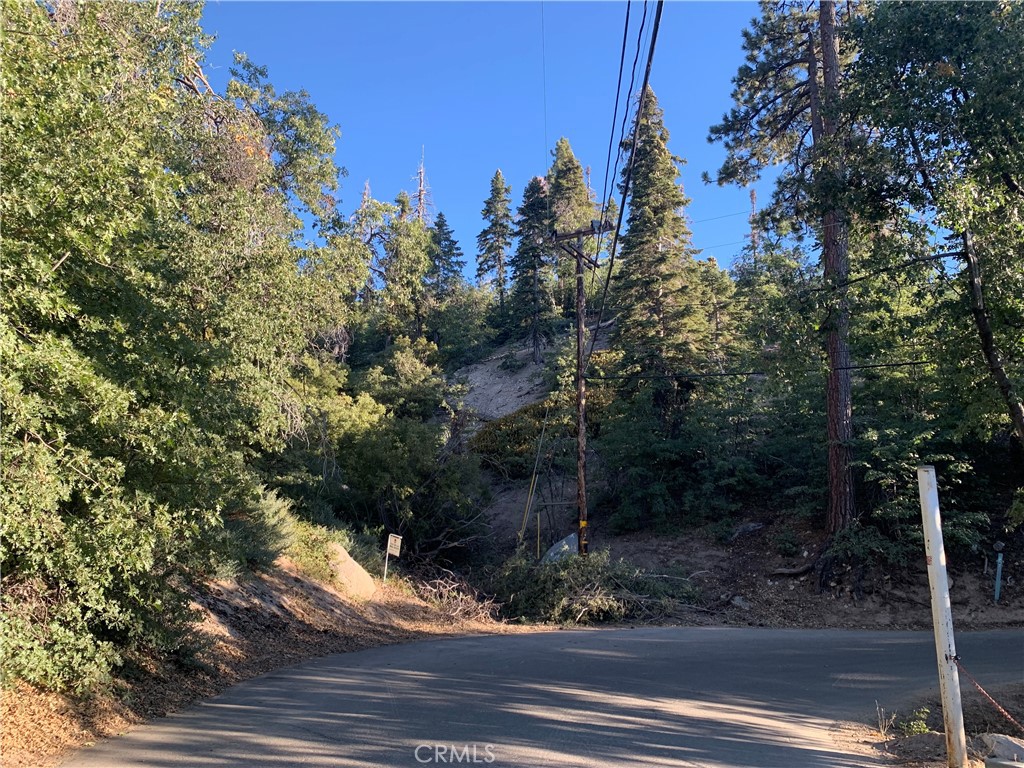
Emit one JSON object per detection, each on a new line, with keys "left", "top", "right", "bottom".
{"left": 1, "top": 557, "right": 524, "bottom": 768}
{"left": 453, "top": 345, "right": 549, "bottom": 423}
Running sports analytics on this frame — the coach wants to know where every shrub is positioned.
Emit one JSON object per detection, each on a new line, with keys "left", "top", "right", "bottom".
{"left": 470, "top": 402, "right": 566, "bottom": 479}
{"left": 287, "top": 521, "right": 341, "bottom": 583}
{"left": 221, "top": 487, "right": 298, "bottom": 572}
{"left": 773, "top": 526, "right": 802, "bottom": 557}
{"left": 287, "top": 520, "right": 384, "bottom": 583}
{"left": 488, "top": 548, "right": 698, "bottom": 624}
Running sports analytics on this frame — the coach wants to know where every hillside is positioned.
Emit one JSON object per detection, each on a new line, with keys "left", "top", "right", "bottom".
{"left": 461, "top": 340, "right": 1024, "bottom": 632}
{"left": 1, "top": 556, "right": 527, "bottom": 768}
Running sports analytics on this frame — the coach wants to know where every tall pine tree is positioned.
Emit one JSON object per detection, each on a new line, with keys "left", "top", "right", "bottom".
{"left": 611, "top": 87, "right": 711, "bottom": 412}
{"left": 547, "top": 138, "right": 595, "bottom": 315}
{"left": 427, "top": 211, "right": 466, "bottom": 301}
{"left": 709, "top": 0, "right": 858, "bottom": 534}
{"left": 476, "top": 170, "right": 514, "bottom": 312}
{"left": 509, "top": 177, "right": 556, "bottom": 364}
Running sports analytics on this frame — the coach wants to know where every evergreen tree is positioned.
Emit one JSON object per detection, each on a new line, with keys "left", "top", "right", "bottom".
{"left": 547, "top": 138, "right": 594, "bottom": 315}
{"left": 598, "top": 87, "right": 739, "bottom": 530}
{"left": 509, "top": 177, "right": 556, "bottom": 364}
{"left": 427, "top": 211, "right": 466, "bottom": 301}
{"left": 709, "top": 0, "right": 859, "bottom": 534}
{"left": 476, "top": 170, "right": 514, "bottom": 311}
{"left": 611, "top": 87, "right": 712, "bottom": 410}
{"left": 378, "top": 209, "right": 432, "bottom": 342}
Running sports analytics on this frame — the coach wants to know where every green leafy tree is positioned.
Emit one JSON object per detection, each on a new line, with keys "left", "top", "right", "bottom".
{"left": 376, "top": 197, "right": 432, "bottom": 342}
{"left": 0, "top": 1, "right": 359, "bottom": 692}
{"left": 851, "top": 0, "right": 1024, "bottom": 449}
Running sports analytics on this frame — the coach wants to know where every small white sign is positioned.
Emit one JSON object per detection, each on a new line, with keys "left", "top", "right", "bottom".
{"left": 387, "top": 534, "right": 403, "bottom": 557}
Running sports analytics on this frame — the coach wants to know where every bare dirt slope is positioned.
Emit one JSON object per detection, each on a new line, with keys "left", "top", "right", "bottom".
{"left": 453, "top": 344, "right": 549, "bottom": 423}
{"left": 1, "top": 557, "right": 526, "bottom": 768}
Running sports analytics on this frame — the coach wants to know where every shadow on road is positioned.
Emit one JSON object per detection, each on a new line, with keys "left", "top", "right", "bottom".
{"left": 62, "top": 628, "right": 1022, "bottom": 768}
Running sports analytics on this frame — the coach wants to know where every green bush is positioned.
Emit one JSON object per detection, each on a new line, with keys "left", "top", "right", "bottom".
{"left": 470, "top": 402, "right": 565, "bottom": 479}
{"left": 221, "top": 488, "right": 298, "bottom": 572}
{"left": 286, "top": 520, "right": 384, "bottom": 583}
{"left": 498, "top": 351, "right": 527, "bottom": 373}
{"left": 898, "top": 707, "right": 931, "bottom": 737}
{"left": 287, "top": 521, "right": 342, "bottom": 583}
{"left": 773, "top": 526, "right": 802, "bottom": 557}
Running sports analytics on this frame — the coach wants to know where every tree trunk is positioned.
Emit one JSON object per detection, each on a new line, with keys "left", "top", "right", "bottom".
{"left": 962, "top": 229, "right": 1024, "bottom": 445}
{"left": 531, "top": 258, "right": 542, "bottom": 364}
{"left": 497, "top": 253, "right": 505, "bottom": 313}
{"left": 819, "top": 0, "right": 855, "bottom": 534}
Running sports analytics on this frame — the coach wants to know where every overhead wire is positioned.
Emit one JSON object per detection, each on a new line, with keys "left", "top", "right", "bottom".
{"left": 539, "top": 1, "right": 550, "bottom": 185}
{"left": 583, "top": 1, "right": 635, "bottom": 300}
{"left": 691, "top": 209, "right": 750, "bottom": 224}
{"left": 585, "top": 359, "right": 934, "bottom": 382}
{"left": 590, "top": 1, "right": 649, "bottom": 297}
{"left": 596, "top": 0, "right": 633, "bottom": 223}
{"left": 587, "top": 0, "right": 665, "bottom": 365}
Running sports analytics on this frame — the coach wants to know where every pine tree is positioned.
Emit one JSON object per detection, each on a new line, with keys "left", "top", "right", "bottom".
{"left": 378, "top": 195, "right": 432, "bottom": 341}
{"left": 611, "top": 87, "right": 711, "bottom": 408}
{"left": 427, "top": 211, "right": 466, "bottom": 301}
{"left": 476, "top": 170, "right": 513, "bottom": 311}
{"left": 509, "top": 176, "right": 556, "bottom": 364}
{"left": 709, "top": 0, "right": 858, "bottom": 533}
{"left": 547, "top": 138, "right": 594, "bottom": 315}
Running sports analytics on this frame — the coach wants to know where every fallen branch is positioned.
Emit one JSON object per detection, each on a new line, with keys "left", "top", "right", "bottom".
{"left": 771, "top": 564, "right": 814, "bottom": 577}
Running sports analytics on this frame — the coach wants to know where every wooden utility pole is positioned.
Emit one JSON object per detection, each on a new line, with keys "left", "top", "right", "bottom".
{"left": 552, "top": 220, "right": 613, "bottom": 556}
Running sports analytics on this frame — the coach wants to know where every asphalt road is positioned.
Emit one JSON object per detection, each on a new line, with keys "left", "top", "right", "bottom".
{"left": 62, "top": 628, "right": 1022, "bottom": 768}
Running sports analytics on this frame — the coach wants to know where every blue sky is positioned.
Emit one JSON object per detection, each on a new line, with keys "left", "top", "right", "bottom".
{"left": 199, "top": 1, "right": 775, "bottom": 270}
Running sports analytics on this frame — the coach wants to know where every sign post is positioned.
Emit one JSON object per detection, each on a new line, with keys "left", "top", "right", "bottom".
{"left": 383, "top": 533, "right": 402, "bottom": 584}
{"left": 916, "top": 465, "right": 968, "bottom": 768}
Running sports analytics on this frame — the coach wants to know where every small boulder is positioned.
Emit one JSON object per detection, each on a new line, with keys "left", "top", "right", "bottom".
{"left": 981, "top": 733, "right": 1024, "bottom": 762}
{"left": 729, "top": 522, "right": 764, "bottom": 542}
{"left": 328, "top": 543, "right": 377, "bottom": 599}
{"left": 730, "top": 595, "right": 752, "bottom": 611}
{"left": 542, "top": 533, "right": 578, "bottom": 563}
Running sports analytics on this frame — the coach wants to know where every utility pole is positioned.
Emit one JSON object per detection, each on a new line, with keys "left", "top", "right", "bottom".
{"left": 552, "top": 219, "right": 613, "bottom": 556}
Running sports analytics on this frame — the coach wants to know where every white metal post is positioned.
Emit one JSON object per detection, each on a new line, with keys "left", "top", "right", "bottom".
{"left": 383, "top": 551, "right": 390, "bottom": 584}
{"left": 916, "top": 465, "right": 968, "bottom": 768}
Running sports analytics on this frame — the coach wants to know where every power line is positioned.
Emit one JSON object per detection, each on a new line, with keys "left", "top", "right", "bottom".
{"left": 587, "top": 0, "right": 664, "bottom": 365}
{"left": 585, "top": 359, "right": 933, "bottom": 381}
{"left": 594, "top": 1, "right": 649, "bottom": 273}
{"left": 691, "top": 210, "right": 750, "bottom": 224}
{"left": 596, "top": 0, "right": 633, "bottom": 225}
{"left": 539, "top": 1, "right": 549, "bottom": 192}
{"left": 699, "top": 238, "right": 748, "bottom": 250}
